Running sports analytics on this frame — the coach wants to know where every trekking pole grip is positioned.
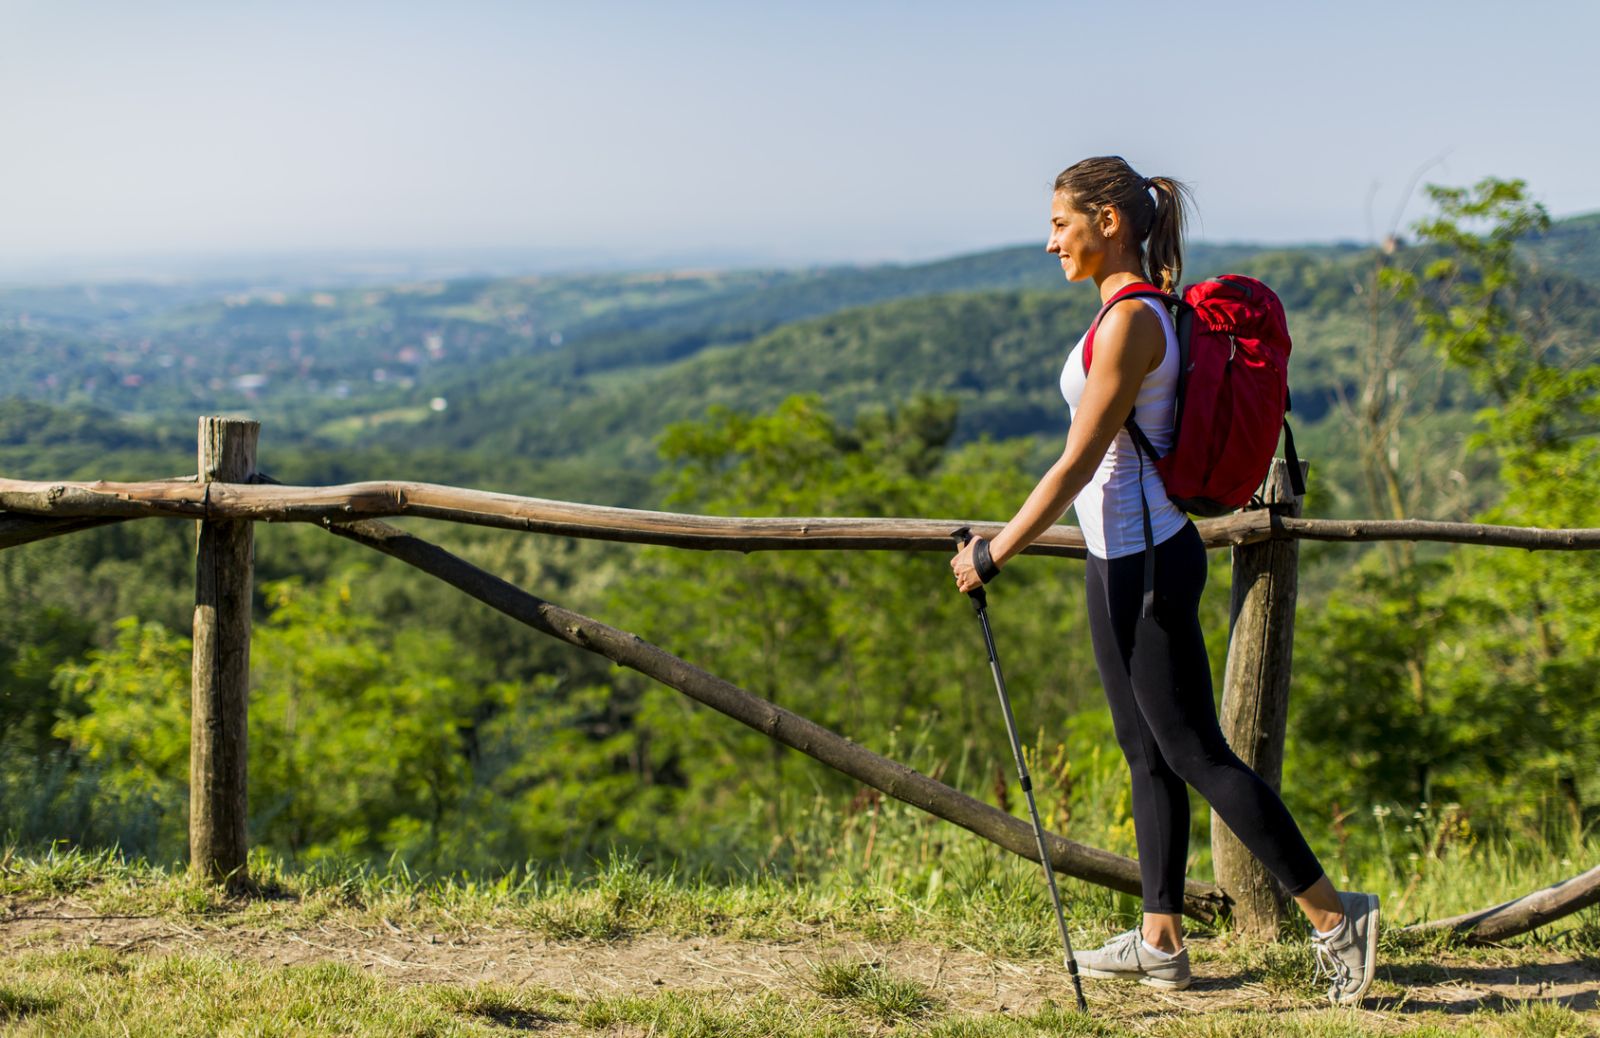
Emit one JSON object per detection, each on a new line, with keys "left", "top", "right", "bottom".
{"left": 950, "top": 527, "right": 988, "bottom": 611}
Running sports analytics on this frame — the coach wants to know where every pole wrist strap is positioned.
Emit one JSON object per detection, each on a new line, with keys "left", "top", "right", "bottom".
{"left": 972, "top": 537, "right": 1001, "bottom": 585}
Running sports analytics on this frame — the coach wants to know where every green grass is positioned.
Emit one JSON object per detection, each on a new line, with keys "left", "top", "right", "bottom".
{"left": 3, "top": 843, "right": 1597, "bottom": 1036}
{"left": 808, "top": 959, "right": 941, "bottom": 1021}
{"left": 4, "top": 835, "right": 1597, "bottom": 957}
{"left": 0, "top": 949, "right": 576, "bottom": 1037}
{"left": 578, "top": 990, "right": 862, "bottom": 1037}
{"left": 2, "top": 950, "right": 1595, "bottom": 1037}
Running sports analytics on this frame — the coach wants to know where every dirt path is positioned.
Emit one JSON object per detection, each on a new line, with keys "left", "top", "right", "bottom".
{"left": 4, "top": 894, "right": 1597, "bottom": 1028}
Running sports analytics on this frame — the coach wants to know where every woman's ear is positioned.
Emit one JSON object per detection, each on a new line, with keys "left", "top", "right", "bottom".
{"left": 1098, "top": 204, "right": 1122, "bottom": 240}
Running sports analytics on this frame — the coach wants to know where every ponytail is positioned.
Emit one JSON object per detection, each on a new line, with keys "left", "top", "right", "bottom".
{"left": 1143, "top": 176, "right": 1191, "bottom": 294}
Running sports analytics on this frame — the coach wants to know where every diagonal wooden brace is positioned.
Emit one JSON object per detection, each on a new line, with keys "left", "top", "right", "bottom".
{"left": 318, "top": 513, "right": 1232, "bottom": 923}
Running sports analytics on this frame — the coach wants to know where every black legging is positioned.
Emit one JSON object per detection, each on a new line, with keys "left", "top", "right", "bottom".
{"left": 1085, "top": 520, "right": 1325, "bottom": 914}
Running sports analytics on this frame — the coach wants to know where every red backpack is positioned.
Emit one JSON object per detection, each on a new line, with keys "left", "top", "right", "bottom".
{"left": 1084, "top": 273, "right": 1303, "bottom": 515}
{"left": 1083, "top": 274, "right": 1303, "bottom": 612}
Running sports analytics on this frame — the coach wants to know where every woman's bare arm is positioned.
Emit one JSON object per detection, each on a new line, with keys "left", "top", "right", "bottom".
{"left": 952, "top": 300, "right": 1165, "bottom": 591}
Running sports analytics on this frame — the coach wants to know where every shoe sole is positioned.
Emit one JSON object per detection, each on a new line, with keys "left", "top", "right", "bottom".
{"left": 1332, "top": 893, "right": 1380, "bottom": 1006}
{"left": 1076, "top": 965, "right": 1192, "bottom": 990}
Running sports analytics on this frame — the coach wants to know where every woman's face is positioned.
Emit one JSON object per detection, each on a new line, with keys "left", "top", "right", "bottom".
{"left": 1046, "top": 191, "right": 1110, "bottom": 283}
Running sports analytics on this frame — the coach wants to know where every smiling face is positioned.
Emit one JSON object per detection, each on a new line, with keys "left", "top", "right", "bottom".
{"left": 1046, "top": 191, "right": 1113, "bottom": 283}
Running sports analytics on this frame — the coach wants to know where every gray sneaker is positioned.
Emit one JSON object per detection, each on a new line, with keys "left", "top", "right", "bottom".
{"left": 1310, "top": 891, "right": 1380, "bottom": 1005}
{"left": 1072, "top": 928, "right": 1192, "bottom": 990}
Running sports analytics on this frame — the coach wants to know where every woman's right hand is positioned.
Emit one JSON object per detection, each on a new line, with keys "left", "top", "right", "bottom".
{"left": 950, "top": 538, "right": 984, "bottom": 594}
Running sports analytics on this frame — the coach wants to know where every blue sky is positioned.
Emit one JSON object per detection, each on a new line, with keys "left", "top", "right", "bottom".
{"left": 3, "top": 0, "right": 1597, "bottom": 270}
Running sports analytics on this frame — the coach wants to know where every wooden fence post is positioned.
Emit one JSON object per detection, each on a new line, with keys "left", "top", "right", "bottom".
{"left": 190, "top": 416, "right": 258, "bottom": 887}
{"left": 1212, "top": 457, "right": 1307, "bottom": 938}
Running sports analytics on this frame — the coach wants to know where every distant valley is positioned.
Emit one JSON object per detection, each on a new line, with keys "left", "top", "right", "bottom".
{"left": 2, "top": 218, "right": 1595, "bottom": 512}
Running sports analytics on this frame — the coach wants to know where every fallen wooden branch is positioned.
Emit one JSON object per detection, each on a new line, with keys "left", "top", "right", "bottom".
{"left": 317, "top": 512, "right": 1231, "bottom": 922}
{"left": 1401, "top": 863, "right": 1600, "bottom": 943}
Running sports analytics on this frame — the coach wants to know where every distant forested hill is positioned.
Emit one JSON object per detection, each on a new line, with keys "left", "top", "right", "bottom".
{"left": 0, "top": 239, "right": 1348, "bottom": 427}
{"left": 337, "top": 247, "right": 1472, "bottom": 468}
{"left": 1, "top": 212, "right": 1596, "bottom": 509}
{"left": 1524, "top": 211, "right": 1600, "bottom": 283}
{"left": 0, "top": 400, "right": 188, "bottom": 480}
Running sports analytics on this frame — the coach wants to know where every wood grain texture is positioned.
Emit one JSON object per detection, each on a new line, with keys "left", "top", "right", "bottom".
{"left": 189, "top": 420, "right": 257, "bottom": 887}
{"left": 3, "top": 475, "right": 1597, "bottom": 552}
{"left": 1212, "top": 460, "right": 1307, "bottom": 938}
{"left": 1399, "top": 864, "right": 1600, "bottom": 942}
{"left": 0, "top": 475, "right": 197, "bottom": 550}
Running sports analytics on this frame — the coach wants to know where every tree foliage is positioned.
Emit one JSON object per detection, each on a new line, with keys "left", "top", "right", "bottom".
{"left": 604, "top": 394, "right": 1111, "bottom": 862}
{"left": 1292, "top": 178, "right": 1600, "bottom": 840}
{"left": 3, "top": 189, "right": 1598, "bottom": 872}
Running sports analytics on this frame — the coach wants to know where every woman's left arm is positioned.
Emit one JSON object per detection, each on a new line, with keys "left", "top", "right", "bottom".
{"left": 951, "top": 302, "right": 1165, "bottom": 592}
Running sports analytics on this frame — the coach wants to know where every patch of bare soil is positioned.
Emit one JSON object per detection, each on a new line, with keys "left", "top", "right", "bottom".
{"left": 3, "top": 894, "right": 1596, "bottom": 1028}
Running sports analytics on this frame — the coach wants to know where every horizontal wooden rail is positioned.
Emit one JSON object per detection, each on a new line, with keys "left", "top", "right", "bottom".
{"left": 0, "top": 476, "right": 1243, "bottom": 556}
{"left": 0, "top": 475, "right": 196, "bottom": 550}
{"left": 1272, "top": 515, "right": 1600, "bottom": 551}
{"left": 4, "top": 476, "right": 1600, "bottom": 553}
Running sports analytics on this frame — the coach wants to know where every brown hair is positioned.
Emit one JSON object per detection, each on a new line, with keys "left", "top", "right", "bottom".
{"left": 1054, "top": 156, "right": 1191, "bottom": 293}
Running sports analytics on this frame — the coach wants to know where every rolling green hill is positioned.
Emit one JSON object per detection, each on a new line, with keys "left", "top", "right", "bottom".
{"left": 2, "top": 211, "right": 1596, "bottom": 510}
{"left": 318, "top": 229, "right": 1600, "bottom": 513}
{"left": 0, "top": 239, "right": 1345, "bottom": 430}
{"left": 336, "top": 249, "right": 1428, "bottom": 468}
{"left": 1524, "top": 211, "right": 1600, "bottom": 283}
{"left": 0, "top": 400, "right": 190, "bottom": 481}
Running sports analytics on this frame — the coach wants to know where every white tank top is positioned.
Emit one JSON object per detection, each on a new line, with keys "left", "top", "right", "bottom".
{"left": 1059, "top": 296, "right": 1188, "bottom": 560}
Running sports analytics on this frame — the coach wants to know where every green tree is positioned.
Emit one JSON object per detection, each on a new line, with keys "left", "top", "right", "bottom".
{"left": 1383, "top": 178, "right": 1600, "bottom": 483}
{"left": 1292, "top": 178, "right": 1600, "bottom": 839}
{"left": 45, "top": 566, "right": 600, "bottom": 868}
{"left": 1398, "top": 179, "right": 1600, "bottom": 836}
{"left": 609, "top": 395, "right": 1105, "bottom": 863}
{"left": 48, "top": 617, "right": 194, "bottom": 853}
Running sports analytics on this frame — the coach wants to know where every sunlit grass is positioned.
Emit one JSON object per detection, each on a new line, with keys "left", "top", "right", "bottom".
{"left": 5, "top": 818, "right": 1597, "bottom": 958}
{"left": 2, "top": 948, "right": 1594, "bottom": 1037}
{"left": 0, "top": 949, "right": 575, "bottom": 1037}
{"left": 3, "top": 838, "right": 1597, "bottom": 1036}
{"left": 808, "top": 958, "right": 940, "bottom": 1021}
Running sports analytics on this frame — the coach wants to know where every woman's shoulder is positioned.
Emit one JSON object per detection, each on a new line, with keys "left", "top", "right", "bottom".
{"left": 1092, "top": 296, "right": 1168, "bottom": 370}
{"left": 1098, "top": 295, "right": 1168, "bottom": 334}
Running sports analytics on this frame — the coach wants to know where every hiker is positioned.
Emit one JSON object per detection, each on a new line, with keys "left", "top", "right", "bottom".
{"left": 949, "top": 155, "right": 1378, "bottom": 1004}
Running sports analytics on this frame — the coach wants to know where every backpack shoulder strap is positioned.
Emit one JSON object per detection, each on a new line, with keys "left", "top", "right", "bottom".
{"left": 1082, "top": 283, "right": 1179, "bottom": 372}
{"left": 1080, "top": 283, "right": 1180, "bottom": 620}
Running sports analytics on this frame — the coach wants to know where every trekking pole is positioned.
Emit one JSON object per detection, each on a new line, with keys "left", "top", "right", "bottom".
{"left": 952, "top": 527, "right": 1087, "bottom": 1013}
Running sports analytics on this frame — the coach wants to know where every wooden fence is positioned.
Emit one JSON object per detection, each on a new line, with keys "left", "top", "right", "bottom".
{"left": 2, "top": 415, "right": 1597, "bottom": 944}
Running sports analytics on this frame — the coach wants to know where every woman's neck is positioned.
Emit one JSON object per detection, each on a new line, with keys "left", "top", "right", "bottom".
{"left": 1095, "top": 268, "right": 1151, "bottom": 302}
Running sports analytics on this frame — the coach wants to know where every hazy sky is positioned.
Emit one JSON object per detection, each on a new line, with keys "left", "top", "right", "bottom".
{"left": 4, "top": 0, "right": 1598, "bottom": 269}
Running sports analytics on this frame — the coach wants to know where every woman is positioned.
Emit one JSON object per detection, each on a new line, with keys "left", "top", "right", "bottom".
{"left": 949, "top": 156, "right": 1378, "bottom": 1004}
